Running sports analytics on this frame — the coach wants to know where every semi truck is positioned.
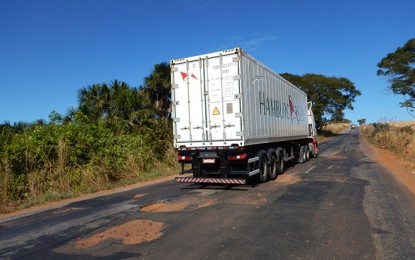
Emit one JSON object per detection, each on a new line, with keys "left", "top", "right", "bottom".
{"left": 170, "top": 48, "right": 318, "bottom": 185}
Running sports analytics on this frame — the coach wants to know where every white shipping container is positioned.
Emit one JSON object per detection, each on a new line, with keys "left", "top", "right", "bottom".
{"left": 171, "top": 48, "right": 309, "bottom": 149}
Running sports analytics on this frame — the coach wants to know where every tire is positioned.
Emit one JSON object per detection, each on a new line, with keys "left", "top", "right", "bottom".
{"left": 258, "top": 155, "right": 269, "bottom": 183}
{"left": 277, "top": 151, "right": 285, "bottom": 174}
{"left": 301, "top": 146, "right": 307, "bottom": 163}
{"left": 269, "top": 154, "right": 278, "bottom": 180}
{"left": 297, "top": 145, "right": 306, "bottom": 163}
{"left": 305, "top": 145, "right": 310, "bottom": 161}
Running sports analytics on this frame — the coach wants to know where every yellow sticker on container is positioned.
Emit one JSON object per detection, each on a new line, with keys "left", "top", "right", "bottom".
{"left": 213, "top": 107, "right": 220, "bottom": 115}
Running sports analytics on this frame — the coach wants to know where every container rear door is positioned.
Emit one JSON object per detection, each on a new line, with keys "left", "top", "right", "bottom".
{"left": 171, "top": 51, "right": 242, "bottom": 147}
{"left": 205, "top": 53, "right": 242, "bottom": 143}
{"left": 172, "top": 59, "right": 205, "bottom": 145}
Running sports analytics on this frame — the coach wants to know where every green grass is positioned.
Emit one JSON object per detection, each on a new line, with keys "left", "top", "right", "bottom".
{"left": 2, "top": 163, "right": 179, "bottom": 213}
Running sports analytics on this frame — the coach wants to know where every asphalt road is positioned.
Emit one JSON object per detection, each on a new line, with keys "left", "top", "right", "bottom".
{"left": 1, "top": 128, "right": 415, "bottom": 259}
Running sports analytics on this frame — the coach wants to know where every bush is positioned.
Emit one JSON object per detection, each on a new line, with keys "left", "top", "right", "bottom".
{"left": 0, "top": 119, "right": 178, "bottom": 212}
{"left": 399, "top": 125, "right": 415, "bottom": 135}
{"left": 363, "top": 122, "right": 415, "bottom": 163}
{"left": 372, "top": 122, "right": 390, "bottom": 134}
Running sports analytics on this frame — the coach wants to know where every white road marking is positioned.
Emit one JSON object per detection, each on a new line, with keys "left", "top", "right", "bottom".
{"left": 305, "top": 166, "right": 316, "bottom": 174}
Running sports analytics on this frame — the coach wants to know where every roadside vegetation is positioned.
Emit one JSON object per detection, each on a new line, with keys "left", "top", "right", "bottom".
{"left": 320, "top": 123, "right": 351, "bottom": 137}
{"left": 0, "top": 63, "right": 178, "bottom": 213}
{"left": 361, "top": 121, "right": 415, "bottom": 171}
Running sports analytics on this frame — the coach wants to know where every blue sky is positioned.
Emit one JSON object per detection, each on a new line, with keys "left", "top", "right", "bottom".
{"left": 1, "top": 0, "right": 414, "bottom": 124}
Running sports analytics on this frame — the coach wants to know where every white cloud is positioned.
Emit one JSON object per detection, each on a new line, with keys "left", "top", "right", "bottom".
{"left": 220, "top": 33, "right": 278, "bottom": 51}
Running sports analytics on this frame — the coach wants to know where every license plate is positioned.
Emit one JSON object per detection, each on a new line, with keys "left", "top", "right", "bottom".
{"left": 202, "top": 158, "right": 216, "bottom": 164}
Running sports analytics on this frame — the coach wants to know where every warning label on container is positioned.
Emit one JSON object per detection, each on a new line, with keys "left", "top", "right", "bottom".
{"left": 213, "top": 107, "right": 220, "bottom": 115}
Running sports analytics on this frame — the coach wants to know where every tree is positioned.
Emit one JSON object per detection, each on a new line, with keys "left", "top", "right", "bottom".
{"left": 75, "top": 80, "right": 156, "bottom": 132}
{"left": 77, "top": 83, "right": 108, "bottom": 122}
{"left": 280, "top": 73, "right": 361, "bottom": 126}
{"left": 357, "top": 119, "right": 366, "bottom": 125}
{"left": 48, "top": 110, "right": 63, "bottom": 124}
{"left": 143, "top": 62, "right": 172, "bottom": 118}
{"left": 377, "top": 38, "right": 415, "bottom": 118}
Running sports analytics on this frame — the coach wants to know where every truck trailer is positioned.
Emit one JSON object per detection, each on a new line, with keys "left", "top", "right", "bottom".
{"left": 171, "top": 48, "right": 318, "bottom": 185}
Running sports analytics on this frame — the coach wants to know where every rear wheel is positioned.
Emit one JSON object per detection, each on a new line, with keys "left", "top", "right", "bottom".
{"left": 277, "top": 151, "right": 285, "bottom": 174}
{"left": 305, "top": 145, "right": 310, "bottom": 161}
{"left": 269, "top": 154, "right": 278, "bottom": 180}
{"left": 258, "top": 155, "right": 269, "bottom": 183}
{"left": 300, "top": 145, "right": 307, "bottom": 163}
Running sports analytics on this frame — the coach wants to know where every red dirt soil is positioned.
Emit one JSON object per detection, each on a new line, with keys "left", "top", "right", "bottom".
{"left": 74, "top": 219, "right": 164, "bottom": 248}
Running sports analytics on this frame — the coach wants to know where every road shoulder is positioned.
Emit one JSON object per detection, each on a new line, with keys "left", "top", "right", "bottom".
{"left": 0, "top": 174, "right": 177, "bottom": 223}
{"left": 360, "top": 134, "right": 415, "bottom": 195}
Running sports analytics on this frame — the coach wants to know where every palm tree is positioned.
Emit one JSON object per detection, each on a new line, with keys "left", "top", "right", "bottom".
{"left": 127, "top": 87, "right": 155, "bottom": 127}
{"left": 78, "top": 84, "right": 106, "bottom": 122}
{"left": 75, "top": 80, "right": 158, "bottom": 132}
{"left": 143, "top": 62, "right": 172, "bottom": 118}
{"left": 109, "top": 80, "right": 135, "bottom": 120}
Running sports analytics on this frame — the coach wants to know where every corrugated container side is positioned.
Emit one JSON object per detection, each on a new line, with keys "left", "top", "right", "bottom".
{"left": 240, "top": 51, "right": 309, "bottom": 146}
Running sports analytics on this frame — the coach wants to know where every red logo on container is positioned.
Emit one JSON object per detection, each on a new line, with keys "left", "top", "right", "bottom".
{"left": 288, "top": 95, "right": 299, "bottom": 123}
{"left": 180, "top": 71, "right": 197, "bottom": 81}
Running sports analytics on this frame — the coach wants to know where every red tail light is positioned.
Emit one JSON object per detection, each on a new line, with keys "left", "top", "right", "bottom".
{"left": 178, "top": 155, "right": 192, "bottom": 161}
{"left": 228, "top": 153, "right": 248, "bottom": 161}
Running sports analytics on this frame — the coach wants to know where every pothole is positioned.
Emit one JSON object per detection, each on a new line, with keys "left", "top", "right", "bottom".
{"left": 140, "top": 201, "right": 189, "bottom": 212}
{"left": 140, "top": 197, "right": 215, "bottom": 212}
{"left": 74, "top": 219, "right": 163, "bottom": 248}
{"left": 274, "top": 174, "right": 302, "bottom": 184}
